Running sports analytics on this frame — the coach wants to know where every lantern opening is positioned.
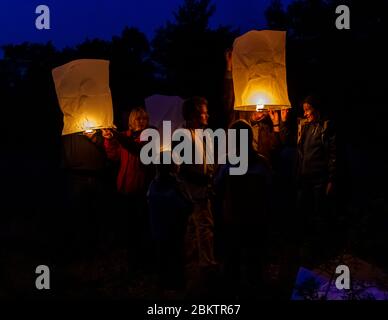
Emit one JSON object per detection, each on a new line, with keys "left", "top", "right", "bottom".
{"left": 81, "top": 118, "right": 97, "bottom": 132}
{"left": 256, "top": 104, "right": 265, "bottom": 112}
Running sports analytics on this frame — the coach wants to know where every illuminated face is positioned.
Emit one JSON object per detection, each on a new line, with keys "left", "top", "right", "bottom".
{"left": 131, "top": 114, "right": 148, "bottom": 131}
{"left": 198, "top": 104, "right": 209, "bottom": 127}
{"left": 303, "top": 103, "right": 317, "bottom": 123}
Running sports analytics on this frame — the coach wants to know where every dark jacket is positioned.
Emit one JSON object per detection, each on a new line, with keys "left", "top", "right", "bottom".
{"left": 297, "top": 118, "right": 336, "bottom": 185}
{"left": 215, "top": 151, "right": 273, "bottom": 244}
{"left": 61, "top": 131, "right": 108, "bottom": 174}
{"left": 147, "top": 174, "right": 193, "bottom": 241}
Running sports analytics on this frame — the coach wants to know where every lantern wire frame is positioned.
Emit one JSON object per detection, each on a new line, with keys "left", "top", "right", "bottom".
{"left": 235, "top": 105, "right": 292, "bottom": 112}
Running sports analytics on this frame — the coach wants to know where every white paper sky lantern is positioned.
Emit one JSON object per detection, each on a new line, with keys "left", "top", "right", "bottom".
{"left": 232, "top": 30, "right": 291, "bottom": 111}
{"left": 52, "top": 59, "right": 115, "bottom": 135}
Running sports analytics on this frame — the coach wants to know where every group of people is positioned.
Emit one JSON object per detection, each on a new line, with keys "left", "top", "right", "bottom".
{"left": 60, "top": 51, "right": 336, "bottom": 299}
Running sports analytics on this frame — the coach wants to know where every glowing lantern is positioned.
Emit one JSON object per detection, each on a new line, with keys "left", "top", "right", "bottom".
{"left": 52, "top": 59, "right": 115, "bottom": 135}
{"left": 232, "top": 30, "right": 291, "bottom": 111}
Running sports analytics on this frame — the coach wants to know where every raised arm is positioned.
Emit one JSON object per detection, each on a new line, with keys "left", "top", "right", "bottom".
{"left": 102, "top": 129, "right": 121, "bottom": 161}
{"left": 223, "top": 49, "right": 235, "bottom": 127}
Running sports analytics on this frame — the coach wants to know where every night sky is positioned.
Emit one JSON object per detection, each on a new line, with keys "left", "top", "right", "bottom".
{"left": 1, "top": 0, "right": 292, "bottom": 49}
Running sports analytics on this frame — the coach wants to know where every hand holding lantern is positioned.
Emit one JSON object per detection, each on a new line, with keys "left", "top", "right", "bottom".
{"left": 83, "top": 130, "right": 96, "bottom": 138}
{"left": 269, "top": 110, "right": 279, "bottom": 125}
{"left": 281, "top": 109, "right": 289, "bottom": 123}
{"left": 269, "top": 110, "right": 280, "bottom": 132}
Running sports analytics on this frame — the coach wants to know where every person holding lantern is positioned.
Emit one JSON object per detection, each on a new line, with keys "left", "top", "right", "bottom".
{"left": 223, "top": 46, "right": 297, "bottom": 295}
{"left": 61, "top": 129, "right": 114, "bottom": 261}
{"left": 102, "top": 106, "right": 155, "bottom": 278}
{"left": 214, "top": 119, "right": 274, "bottom": 298}
{"left": 102, "top": 107, "right": 153, "bottom": 195}
{"left": 224, "top": 49, "right": 290, "bottom": 165}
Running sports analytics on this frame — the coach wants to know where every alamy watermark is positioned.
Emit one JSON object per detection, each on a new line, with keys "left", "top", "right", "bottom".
{"left": 35, "top": 5, "right": 50, "bottom": 30}
{"left": 35, "top": 265, "right": 50, "bottom": 290}
{"left": 34, "top": 4, "right": 349, "bottom": 31}
{"left": 139, "top": 121, "right": 249, "bottom": 175}
{"left": 335, "top": 264, "right": 350, "bottom": 290}
{"left": 336, "top": 5, "right": 350, "bottom": 30}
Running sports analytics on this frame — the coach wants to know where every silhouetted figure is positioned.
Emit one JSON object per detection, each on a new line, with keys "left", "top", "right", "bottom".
{"left": 215, "top": 120, "right": 273, "bottom": 299}
{"left": 296, "top": 96, "right": 336, "bottom": 263}
{"left": 147, "top": 154, "right": 193, "bottom": 296}
{"left": 180, "top": 96, "right": 218, "bottom": 298}
{"left": 61, "top": 130, "right": 112, "bottom": 260}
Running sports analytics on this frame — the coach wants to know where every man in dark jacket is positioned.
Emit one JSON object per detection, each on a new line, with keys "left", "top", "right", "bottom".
{"left": 296, "top": 96, "right": 336, "bottom": 259}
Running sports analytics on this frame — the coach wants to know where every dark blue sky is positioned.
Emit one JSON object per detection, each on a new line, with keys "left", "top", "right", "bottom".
{"left": 1, "top": 0, "right": 291, "bottom": 49}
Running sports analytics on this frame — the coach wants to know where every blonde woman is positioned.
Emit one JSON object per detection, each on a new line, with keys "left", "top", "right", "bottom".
{"left": 102, "top": 107, "right": 155, "bottom": 276}
{"left": 102, "top": 107, "right": 153, "bottom": 195}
